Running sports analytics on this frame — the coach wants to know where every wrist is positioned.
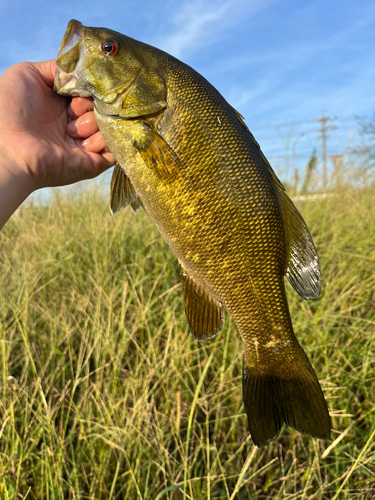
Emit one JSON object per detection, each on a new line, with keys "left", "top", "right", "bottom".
{"left": 0, "top": 149, "right": 35, "bottom": 229}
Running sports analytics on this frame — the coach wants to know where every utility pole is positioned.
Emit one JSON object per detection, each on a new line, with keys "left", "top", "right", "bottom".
{"left": 291, "top": 132, "right": 305, "bottom": 194}
{"left": 317, "top": 113, "right": 336, "bottom": 190}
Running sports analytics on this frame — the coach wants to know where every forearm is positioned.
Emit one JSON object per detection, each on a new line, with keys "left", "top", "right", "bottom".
{"left": 0, "top": 157, "right": 33, "bottom": 230}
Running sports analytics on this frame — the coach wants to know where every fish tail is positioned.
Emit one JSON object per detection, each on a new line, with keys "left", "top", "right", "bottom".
{"left": 242, "top": 345, "right": 331, "bottom": 447}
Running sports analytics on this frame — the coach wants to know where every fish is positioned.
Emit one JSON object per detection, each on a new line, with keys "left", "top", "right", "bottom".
{"left": 54, "top": 20, "right": 331, "bottom": 447}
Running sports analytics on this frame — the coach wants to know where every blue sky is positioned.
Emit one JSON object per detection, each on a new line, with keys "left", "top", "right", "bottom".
{"left": 1, "top": 0, "right": 374, "bottom": 185}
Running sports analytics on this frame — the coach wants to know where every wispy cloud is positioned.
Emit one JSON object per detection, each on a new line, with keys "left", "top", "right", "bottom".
{"left": 156, "top": 0, "right": 275, "bottom": 59}
{"left": 218, "top": 7, "right": 375, "bottom": 122}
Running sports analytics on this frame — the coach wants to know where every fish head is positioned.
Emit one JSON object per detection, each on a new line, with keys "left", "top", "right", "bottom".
{"left": 54, "top": 20, "right": 167, "bottom": 118}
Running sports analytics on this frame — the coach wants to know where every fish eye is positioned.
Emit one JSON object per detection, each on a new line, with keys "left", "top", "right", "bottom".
{"left": 101, "top": 39, "right": 118, "bottom": 55}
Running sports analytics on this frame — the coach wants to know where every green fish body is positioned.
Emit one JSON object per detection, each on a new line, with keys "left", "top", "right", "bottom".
{"left": 55, "top": 20, "right": 331, "bottom": 446}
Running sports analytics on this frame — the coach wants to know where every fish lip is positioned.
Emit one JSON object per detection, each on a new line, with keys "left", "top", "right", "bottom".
{"left": 54, "top": 66, "right": 75, "bottom": 92}
{"left": 57, "top": 20, "right": 83, "bottom": 59}
{"left": 53, "top": 64, "right": 92, "bottom": 97}
{"left": 54, "top": 20, "right": 92, "bottom": 97}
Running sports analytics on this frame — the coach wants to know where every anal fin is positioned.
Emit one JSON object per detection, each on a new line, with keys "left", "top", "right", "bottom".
{"left": 179, "top": 263, "right": 224, "bottom": 340}
{"left": 109, "top": 162, "right": 139, "bottom": 216}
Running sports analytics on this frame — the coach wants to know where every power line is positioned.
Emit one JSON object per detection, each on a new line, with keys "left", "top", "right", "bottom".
{"left": 246, "top": 114, "right": 362, "bottom": 132}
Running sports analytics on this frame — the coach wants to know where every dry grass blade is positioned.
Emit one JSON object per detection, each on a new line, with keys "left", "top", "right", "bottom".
{"left": 0, "top": 184, "right": 375, "bottom": 498}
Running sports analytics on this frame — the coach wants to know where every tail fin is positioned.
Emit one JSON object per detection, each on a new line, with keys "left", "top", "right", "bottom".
{"left": 242, "top": 348, "right": 331, "bottom": 447}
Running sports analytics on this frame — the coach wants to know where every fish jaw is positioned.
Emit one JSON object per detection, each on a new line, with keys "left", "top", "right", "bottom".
{"left": 54, "top": 20, "right": 92, "bottom": 98}
{"left": 57, "top": 19, "right": 83, "bottom": 59}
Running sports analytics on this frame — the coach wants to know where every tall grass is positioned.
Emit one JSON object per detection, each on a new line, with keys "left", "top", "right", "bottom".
{"left": 0, "top": 183, "right": 375, "bottom": 499}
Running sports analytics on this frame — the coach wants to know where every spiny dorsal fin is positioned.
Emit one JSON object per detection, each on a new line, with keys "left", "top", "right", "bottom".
{"left": 231, "top": 106, "right": 321, "bottom": 299}
{"left": 133, "top": 123, "right": 184, "bottom": 182}
{"left": 109, "top": 162, "right": 139, "bottom": 216}
{"left": 231, "top": 106, "right": 263, "bottom": 149}
{"left": 179, "top": 262, "right": 224, "bottom": 340}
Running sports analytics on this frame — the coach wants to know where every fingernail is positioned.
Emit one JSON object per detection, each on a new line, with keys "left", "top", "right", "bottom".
{"left": 81, "top": 139, "right": 88, "bottom": 148}
{"left": 67, "top": 120, "right": 77, "bottom": 134}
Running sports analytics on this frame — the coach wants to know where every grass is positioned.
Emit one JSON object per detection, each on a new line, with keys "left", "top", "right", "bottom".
{"left": 0, "top": 182, "right": 375, "bottom": 499}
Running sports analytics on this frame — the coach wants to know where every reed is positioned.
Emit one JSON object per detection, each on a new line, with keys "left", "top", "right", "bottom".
{"left": 0, "top": 181, "right": 374, "bottom": 499}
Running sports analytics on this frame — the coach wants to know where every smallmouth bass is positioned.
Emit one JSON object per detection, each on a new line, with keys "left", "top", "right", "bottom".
{"left": 54, "top": 20, "right": 331, "bottom": 447}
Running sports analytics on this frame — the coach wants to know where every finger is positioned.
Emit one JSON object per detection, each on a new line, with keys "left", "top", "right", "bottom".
{"left": 67, "top": 111, "right": 99, "bottom": 139}
{"left": 86, "top": 148, "right": 116, "bottom": 169}
{"left": 81, "top": 130, "right": 110, "bottom": 153}
{"left": 101, "top": 150, "right": 116, "bottom": 165}
{"left": 68, "top": 96, "right": 94, "bottom": 119}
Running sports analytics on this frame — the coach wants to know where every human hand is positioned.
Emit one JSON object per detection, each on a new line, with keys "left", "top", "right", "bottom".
{"left": 0, "top": 59, "right": 115, "bottom": 228}
{"left": 0, "top": 59, "right": 114, "bottom": 191}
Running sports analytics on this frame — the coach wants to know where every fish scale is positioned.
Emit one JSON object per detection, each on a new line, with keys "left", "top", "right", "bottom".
{"left": 55, "top": 20, "right": 331, "bottom": 447}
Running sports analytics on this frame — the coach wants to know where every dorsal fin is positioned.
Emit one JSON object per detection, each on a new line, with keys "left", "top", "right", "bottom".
{"left": 179, "top": 262, "right": 224, "bottom": 340}
{"left": 274, "top": 185, "right": 321, "bottom": 299}
{"left": 231, "top": 106, "right": 321, "bottom": 300}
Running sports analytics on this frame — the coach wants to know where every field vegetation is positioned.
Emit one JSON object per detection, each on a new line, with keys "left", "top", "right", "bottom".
{"left": 0, "top": 177, "right": 375, "bottom": 499}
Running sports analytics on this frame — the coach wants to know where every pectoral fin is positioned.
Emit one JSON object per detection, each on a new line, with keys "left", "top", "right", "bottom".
{"left": 130, "top": 198, "right": 143, "bottom": 214}
{"left": 134, "top": 123, "right": 184, "bottom": 181}
{"left": 109, "top": 162, "right": 139, "bottom": 215}
{"left": 179, "top": 263, "right": 224, "bottom": 340}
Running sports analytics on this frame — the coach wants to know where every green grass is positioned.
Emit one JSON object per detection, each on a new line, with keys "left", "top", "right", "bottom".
{"left": 0, "top": 183, "right": 375, "bottom": 499}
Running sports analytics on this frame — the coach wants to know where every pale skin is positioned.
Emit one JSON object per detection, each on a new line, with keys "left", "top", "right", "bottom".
{"left": 0, "top": 59, "right": 115, "bottom": 229}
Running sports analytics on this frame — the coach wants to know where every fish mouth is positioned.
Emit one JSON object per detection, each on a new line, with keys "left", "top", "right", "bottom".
{"left": 54, "top": 20, "right": 92, "bottom": 97}
{"left": 57, "top": 19, "right": 83, "bottom": 59}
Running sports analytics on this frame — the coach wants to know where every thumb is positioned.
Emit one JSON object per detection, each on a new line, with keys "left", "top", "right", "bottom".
{"left": 32, "top": 59, "right": 57, "bottom": 88}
